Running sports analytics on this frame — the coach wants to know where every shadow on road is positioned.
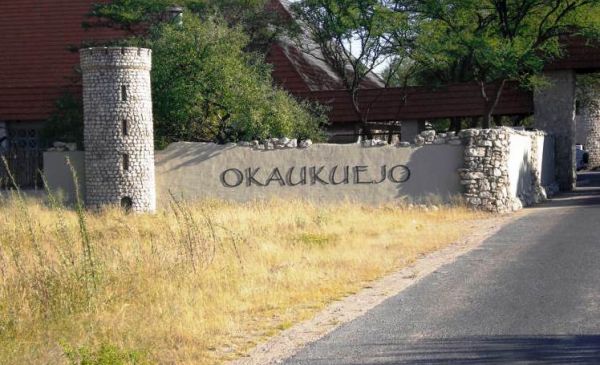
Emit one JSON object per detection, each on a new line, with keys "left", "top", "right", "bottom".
{"left": 535, "top": 172, "right": 600, "bottom": 208}
{"left": 540, "top": 191, "right": 600, "bottom": 208}
{"left": 335, "top": 335, "right": 600, "bottom": 364}
{"left": 576, "top": 171, "right": 600, "bottom": 189}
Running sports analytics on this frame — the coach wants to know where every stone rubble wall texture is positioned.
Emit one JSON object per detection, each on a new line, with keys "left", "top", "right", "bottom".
{"left": 459, "top": 127, "right": 558, "bottom": 213}
{"left": 581, "top": 98, "right": 600, "bottom": 169}
{"left": 235, "top": 129, "right": 465, "bottom": 151}
{"left": 80, "top": 47, "right": 156, "bottom": 212}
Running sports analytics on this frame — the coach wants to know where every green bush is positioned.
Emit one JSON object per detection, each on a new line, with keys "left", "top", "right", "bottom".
{"left": 41, "top": 93, "right": 84, "bottom": 149}
{"left": 62, "top": 343, "right": 150, "bottom": 365}
{"left": 150, "top": 15, "right": 327, "bottom": 146}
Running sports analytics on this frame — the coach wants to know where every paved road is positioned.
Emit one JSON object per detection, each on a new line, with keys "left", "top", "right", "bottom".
{"left": 577, "top": 171, "right": 600, "bottom": 189}
{"left": 283, "top": 182, "right": 600, "bottom": 364}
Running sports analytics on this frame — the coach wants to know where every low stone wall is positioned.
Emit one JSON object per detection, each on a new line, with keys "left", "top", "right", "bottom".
{"left": 43, "top": 128, "right": 557, "bottom": 212}
{"left": 459, "top": 128, "right": 557, "bottom": 213}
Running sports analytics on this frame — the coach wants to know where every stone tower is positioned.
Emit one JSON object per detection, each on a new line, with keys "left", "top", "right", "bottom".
{"left": 80, "top": 47, "right": 156, "bottom": 212}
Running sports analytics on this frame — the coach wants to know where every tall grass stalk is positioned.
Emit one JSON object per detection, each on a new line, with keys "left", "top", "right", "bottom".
{"left": 1, "top": 156, "right": 45, "bottom": 269}
{"left": 66, "top": 157, "right": 97, "bottom": 293}
{"left": 169, "top": 191, "right": 216, "bottom": 272}
{"left": 40, "top": 170, "right": 78, "bottom": 272}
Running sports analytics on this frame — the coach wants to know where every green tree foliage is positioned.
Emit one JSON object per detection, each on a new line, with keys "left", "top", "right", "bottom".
{"left": 405, "top": 0, "right": 600, "bottom": 127}
{"left": 411, "top": 0, "right": 589, "bottom": 83}
{"left": 148, "top": 16, "right": 326, "bottom": 146}
{"left": 577, "top": 73, "right": 600, "bottom": 111}
{"left": 44, "top": 1, "right": 326, "bottom": 147}
{"left": 314, "top": 0, "right": 600, "bottom": 129}
{"left": 41, "top": 93, "right": 84, "bottom": 149}
{"left": 291, "top": 0, "right": 411, "bottom": 128}
{"left": 292, "top": 0, "right": 409, "bottom": 90}
{"left": 84, "top": 0, "right": 289, "bottom": 52}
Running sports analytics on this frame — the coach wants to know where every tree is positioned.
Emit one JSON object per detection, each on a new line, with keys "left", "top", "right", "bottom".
{"left": 48, "top": 1, "right": 328, "bottom": 147}
{"left": 406, "top": 0, "right": 600, "bottom": 128}
{"left": 148, "top": 15, "right": 326, "bottom": 146}
{"left": 84, "top": 0, "right": 289, "bottom": 53}
{"left": 41, "top": 93, "right": 84, "bottom": 148}
{"left": 291, "top": 0, "right": 412, "bottom": 135}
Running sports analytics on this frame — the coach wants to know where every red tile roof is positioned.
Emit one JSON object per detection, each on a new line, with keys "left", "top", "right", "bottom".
{"left": 0, "top": 0, "right": 118, "bottom": 122}
{"left": 296, "top": 82, "right": 534, "bottom": 123}
{"left": 546, "top": 36, "right": 600, "bottom": 72}
{"left": 265, "top": 0, "right": 384, "bottom": 92}
{"left": 267, "top": 44, "right": 312, "bottom": 93}
{"left": 267, "top": 41, "right": 385, "bottom": 92}
{"left": 265, "top": 0, "right": 294, "bottom": 23}
{"left": 0, "top": 0, "right": 599, "bottom": 125}
{"left": 0, "top": 0, "right": 382, "bottom": 122}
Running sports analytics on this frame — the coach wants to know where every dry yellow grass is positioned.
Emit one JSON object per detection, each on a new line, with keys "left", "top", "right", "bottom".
{"left": 0, "top": 191, "right": 485, "bottom": 365}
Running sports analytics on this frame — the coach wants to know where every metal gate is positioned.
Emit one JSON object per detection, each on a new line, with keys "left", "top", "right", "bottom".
{"left": 0, "top": 125, "right": 42, "bottom": 189}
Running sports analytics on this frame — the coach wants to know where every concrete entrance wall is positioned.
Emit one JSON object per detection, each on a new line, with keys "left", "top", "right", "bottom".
{"left": 43, "top": 151, "right": 85, "bottom": 203}
{"left": 507, "top": 132, "right": 556, "bottom": 206}
{"left": 44, "top": 143, "right": 466, "bottom": 207}
{"left": 44, "top": 128, "right": 557, "bottom": 213}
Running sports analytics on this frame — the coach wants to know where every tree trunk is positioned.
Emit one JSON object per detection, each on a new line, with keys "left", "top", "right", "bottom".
{"left": 483, "top": 79, "right": 507, "bottom": 129}
{"left": 349, "top": 89, "right": 373, "bottom": 140}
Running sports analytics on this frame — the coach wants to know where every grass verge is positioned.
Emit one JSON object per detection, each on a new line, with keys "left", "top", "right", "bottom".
{"left": 0, "top": 193, "right": 486, "bottom": 364}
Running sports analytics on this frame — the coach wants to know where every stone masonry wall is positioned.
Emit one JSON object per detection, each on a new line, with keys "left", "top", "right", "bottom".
{"left": 459, "top": 127, "right": 557, "bottom": 213}
{"left": 459, "top": 128, "right": 514, "bottom": 213}
{"left": 80, "top": 47, "right": 156, "bottom": 212}
{"left": 582, "top": 97, "right": 600, "bottom": 169}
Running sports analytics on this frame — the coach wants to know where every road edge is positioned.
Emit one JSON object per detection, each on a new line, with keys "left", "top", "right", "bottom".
{"left": 229, "top": 212, "right": 523, "bottom": 365}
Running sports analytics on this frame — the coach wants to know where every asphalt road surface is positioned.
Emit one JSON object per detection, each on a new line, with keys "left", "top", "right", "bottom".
{"left": 283, "top": 175, "right": 600, "bottom": 364}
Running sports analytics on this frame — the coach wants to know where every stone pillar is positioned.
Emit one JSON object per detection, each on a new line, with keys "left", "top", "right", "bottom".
{"left": 80, "top": 47, "right": 156, "bottom": 213}
{"left": 580, "top": 93, "right": 600, "bottom": 169}
{"left": 534, "top": 70, "right": 576, "bottom": 191}
{"left": 459, "top": 127, "right": 556, "bottom": 213}
{"left": 459, "top": 128, "right": 516, "bottom": 213}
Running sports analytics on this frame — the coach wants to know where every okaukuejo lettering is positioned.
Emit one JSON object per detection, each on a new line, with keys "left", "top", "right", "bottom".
{"left": 220, "top": 165, "right": 411, "bottom": 188}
